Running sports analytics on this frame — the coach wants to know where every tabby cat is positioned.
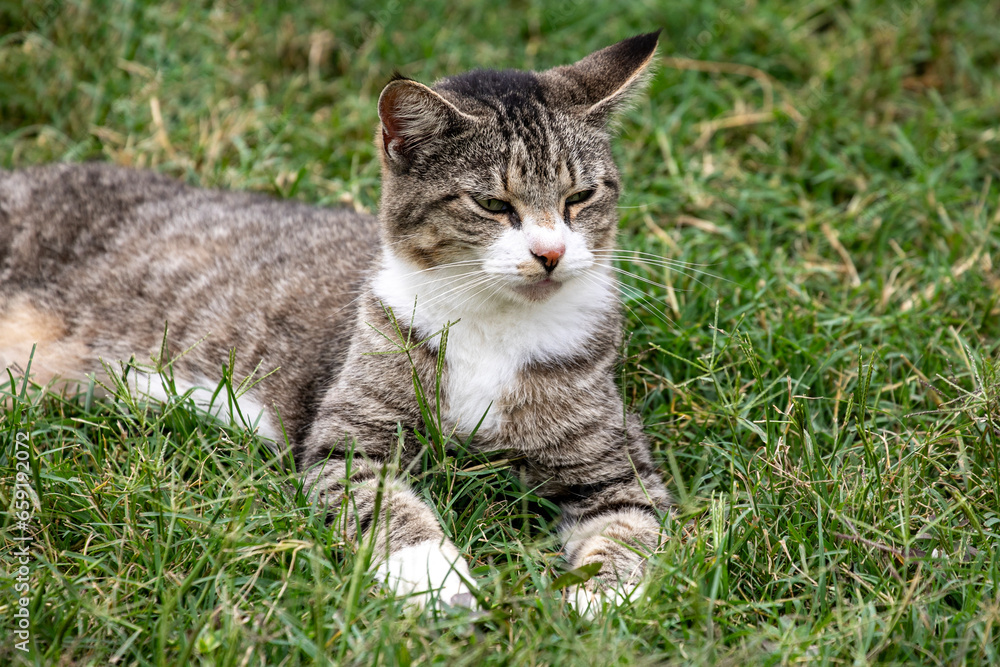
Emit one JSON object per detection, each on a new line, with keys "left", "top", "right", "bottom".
{"left": 0, "top": 32, "right": 671, "bottom": 614}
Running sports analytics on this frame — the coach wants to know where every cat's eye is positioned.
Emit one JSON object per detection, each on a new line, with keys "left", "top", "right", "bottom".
{"left": 475, "top": 197, "right": 512, "bottom": 213}
{"left": 565, "top": 189, "right": 594, "bottom": 205}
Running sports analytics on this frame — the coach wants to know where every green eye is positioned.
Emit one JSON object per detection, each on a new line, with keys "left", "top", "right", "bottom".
{"left": 475, "top": 197, "right": 512, "bottom": 213}
{"left": 565, "top": 189, "right": 594, "bottom": 205}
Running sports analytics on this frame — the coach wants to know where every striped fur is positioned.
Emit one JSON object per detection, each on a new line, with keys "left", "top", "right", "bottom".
{"left": 0, "top": 32, "right": 670, "bottom": 611}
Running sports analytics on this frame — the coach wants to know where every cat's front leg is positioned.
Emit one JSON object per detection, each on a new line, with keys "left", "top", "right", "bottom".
{"left": 301, "top": 455, "right": 477, "bottom": 611}
{"left": 292, "top": 305, "right": 479, "bottom": 612}
{"left": 374, "top": 539, "right": 476, "bottom": 610}
{"left": 539, "top": 415, "right": 671, "bottom": 617}
{"left": 561, "top": 507, "right": 660, "bottom": 617}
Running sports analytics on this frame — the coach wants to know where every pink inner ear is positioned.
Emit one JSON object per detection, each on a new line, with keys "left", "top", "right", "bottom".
{"left": 379, "top": 87, "right": 406, "bottom": 153}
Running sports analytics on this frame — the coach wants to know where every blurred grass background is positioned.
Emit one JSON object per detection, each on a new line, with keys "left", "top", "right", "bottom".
{"left": 1, "top": 0, "right": 999, "bottom": 664}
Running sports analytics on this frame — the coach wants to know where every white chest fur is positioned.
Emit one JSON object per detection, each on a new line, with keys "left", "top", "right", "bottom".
{"left": 372, "top": 252, "right": 614, "bottom": 436}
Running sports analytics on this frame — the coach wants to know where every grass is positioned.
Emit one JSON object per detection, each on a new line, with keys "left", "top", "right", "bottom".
{"left": 2, "top": 0, "right": 999, "bottom": 664}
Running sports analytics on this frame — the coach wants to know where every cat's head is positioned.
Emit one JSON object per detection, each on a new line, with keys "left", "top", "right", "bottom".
{"left": 376, "top": 32, "right": 659, "bottom": 304}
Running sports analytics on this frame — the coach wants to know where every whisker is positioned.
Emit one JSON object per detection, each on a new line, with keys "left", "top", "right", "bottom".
{"left": 415, "top": 274, "right": 495, "bottom": 315}
{"left": 593, "top": 258, "right": 722, "bottom": 292}
{"left": 386, "top": 260, "right": 486, "bottom": 282}
{"left": 415, "top": 272, "right": 491, "bottom": 302}
{"left": 481, "top": 281, "right": 515, "bottom": 315}
{"left": 594, "top": 263, "right": 682, "bottom": 293}
{"left": 434, "top": 274, "right": 507, "bottom": 318}
{"left": 582, "top": 270, "right": 678, "bottom": 330}
{"left": 592, "top": 258, "right": 716, "bottom": 278}
{"left": 578, "top": 272, "right": 677, "bottom": 331}
{"left": 399, "top": 269, "right": 491, "bottom": 292}
{"left": 450, "top": 277, "right": 505, "bottom": 315}
{"left": 382, "top": 232, "right": 423, "bottom": 244}
{"left": 591, "top": 248, "right": 725, "bottom": 269}
{"left": 591, "top": 251, "right": 711, "bottom": 269}
{"left": 595, "top": 263, "right": 710, "bottom": 295}
{"left": 319, "top": 262, "right": 491, "bottom": 326}
{"left": 592, "top": 248, "right": 708, "bottom": 263}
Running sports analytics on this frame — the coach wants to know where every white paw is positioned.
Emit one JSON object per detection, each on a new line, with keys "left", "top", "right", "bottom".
{"left": 566, "top": 581, "right": 644, "bottom": 619}
{"left": 373, "top": 540, "right": 478, "bottom": 611}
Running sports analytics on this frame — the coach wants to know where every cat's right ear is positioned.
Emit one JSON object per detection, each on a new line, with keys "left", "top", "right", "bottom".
{"left": 378, "top": 78, "right": 471, "bottom": 170}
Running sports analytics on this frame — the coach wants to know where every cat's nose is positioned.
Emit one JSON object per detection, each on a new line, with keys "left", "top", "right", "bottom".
{"left": 531, "top": 244, "right": 565, "bottom": 272}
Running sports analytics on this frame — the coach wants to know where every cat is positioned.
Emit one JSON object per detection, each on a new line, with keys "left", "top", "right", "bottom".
{"left": 0, "top": 31, "right": 672, "bottom": 615}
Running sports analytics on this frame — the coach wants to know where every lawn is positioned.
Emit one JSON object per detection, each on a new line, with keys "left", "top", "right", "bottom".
{"left": 2, "top": 0, "right": 999, "bottom": 664}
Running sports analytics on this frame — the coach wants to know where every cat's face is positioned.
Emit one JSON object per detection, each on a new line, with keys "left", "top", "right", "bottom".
{"left": 376, "top": 33, "right": 659, "bottom": 304}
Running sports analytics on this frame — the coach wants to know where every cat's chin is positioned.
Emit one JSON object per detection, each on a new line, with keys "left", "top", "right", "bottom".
{"left": 512, "top": 278, "right": 562, "bottom": 302}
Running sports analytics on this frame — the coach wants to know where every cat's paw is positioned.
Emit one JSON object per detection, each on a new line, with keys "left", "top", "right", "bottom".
{"left": 374, "top": 540, "right": 478, "bottom": 612}
{"left": 566, "top": 580, "right": 645, "bottom": 619}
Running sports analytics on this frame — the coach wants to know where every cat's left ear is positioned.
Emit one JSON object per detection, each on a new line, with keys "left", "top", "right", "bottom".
{"left": 547, "top": 31, "right": 661, "bottom": 127}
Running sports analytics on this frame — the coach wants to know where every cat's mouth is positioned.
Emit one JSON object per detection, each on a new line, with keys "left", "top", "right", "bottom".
{"left": 512, "top": 277, "right": 562, "bottom": 302}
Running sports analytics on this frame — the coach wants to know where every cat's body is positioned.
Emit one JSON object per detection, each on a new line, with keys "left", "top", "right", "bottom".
{"left": 1, "top": 165, "right": 375, "bottom": 442}
{"left": 0, "top": 33, "right": 671, "bottom": 613}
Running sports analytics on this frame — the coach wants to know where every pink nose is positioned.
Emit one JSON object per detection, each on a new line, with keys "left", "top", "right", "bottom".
{"left": 531, "top": 242, "right": 565, "bottom": 271}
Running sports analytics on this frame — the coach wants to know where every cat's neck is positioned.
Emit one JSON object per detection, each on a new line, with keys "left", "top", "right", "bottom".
{"left": 371, "top": 249, "right": 618, "bottom": 435}
{"left": 371, "top": 250, "right": 617, "bottom": 363}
